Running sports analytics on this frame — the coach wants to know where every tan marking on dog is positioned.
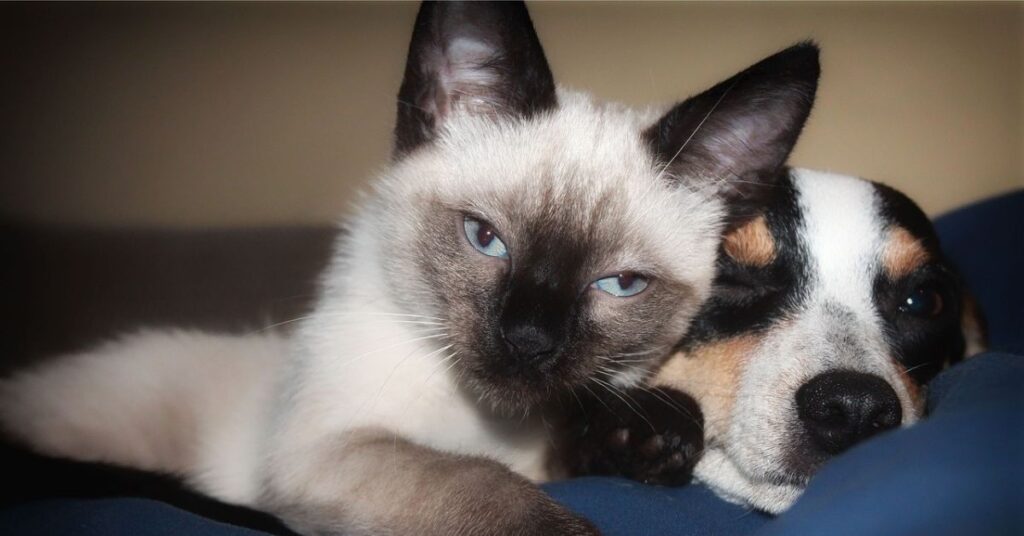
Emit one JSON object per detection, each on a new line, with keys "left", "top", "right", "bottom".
{"left": 893, "top": 365, "right": 926, "bottom": 415}
{"left": 960, "top": 293, "right": 988, "bottom": 358}
{"left": 652, "top": 336, "right": 760, "bottom": 442}
{"left": 723, "top": 216, "right": 775, "bottom": 268}
{"left": 882, "top": 227, "right": 930, "bottom": 279}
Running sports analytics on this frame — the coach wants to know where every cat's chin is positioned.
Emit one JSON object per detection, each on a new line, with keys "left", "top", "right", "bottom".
{"left": 463, "top": 380, "right": 559, "bottom": 418}
{"left": 459, "top": 370, "right": 579, "bottom": 418}
{"left": 467, "top": 370, "right": 630, "bottom": 421}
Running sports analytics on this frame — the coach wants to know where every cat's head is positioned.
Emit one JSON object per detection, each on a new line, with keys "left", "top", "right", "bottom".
{"left": 370, "top": 2, "right": 819, "bottom": 415}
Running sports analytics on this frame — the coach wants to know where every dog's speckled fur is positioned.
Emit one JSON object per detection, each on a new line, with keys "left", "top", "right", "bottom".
{"left": 586, "top": 169, "right": 987, "bottom": 514}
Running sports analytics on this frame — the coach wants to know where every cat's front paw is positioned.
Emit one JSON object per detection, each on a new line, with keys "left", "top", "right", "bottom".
{"left": 563, "top": 386, "right": 704, "bottom": 486}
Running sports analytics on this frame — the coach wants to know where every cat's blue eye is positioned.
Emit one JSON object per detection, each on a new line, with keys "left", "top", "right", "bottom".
{"left": 464, "top": 216, "right": 509, "bottom": 259}
{"left": 592, "top": 272, "right": 649, "bottom": 297}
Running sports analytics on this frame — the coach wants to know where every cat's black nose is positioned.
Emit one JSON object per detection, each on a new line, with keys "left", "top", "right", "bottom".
{"left": 796, "top": 370, "right": 901, "bottom": 455}
{"left": 501, "top": 324, "right": 555, "bottom": 365}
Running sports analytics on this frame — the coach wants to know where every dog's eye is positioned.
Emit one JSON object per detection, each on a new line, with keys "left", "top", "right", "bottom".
{"left": 899, "top": 286, "right": 944, "bottom": 318}
{"left": 713, "top": 268, "right": 776, "bottom": 303}
{"left": 592, "top": 272, "right": 649, "bottom": 297}
{"left": 464, "top": 216, "right": 509, "bottom": 259}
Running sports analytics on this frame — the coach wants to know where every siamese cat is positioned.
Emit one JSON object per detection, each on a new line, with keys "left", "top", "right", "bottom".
{"left": 0, "top": 2, "right": 818, "bottom": 534}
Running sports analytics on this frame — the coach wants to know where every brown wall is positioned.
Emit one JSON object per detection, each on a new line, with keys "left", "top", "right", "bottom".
{"left": 1, "top": 2, "right": 1021, "bottom": 228}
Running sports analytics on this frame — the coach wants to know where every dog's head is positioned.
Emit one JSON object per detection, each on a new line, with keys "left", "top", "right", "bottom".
{"left": 653, "top": 169, "right": 987, "bottom": 513}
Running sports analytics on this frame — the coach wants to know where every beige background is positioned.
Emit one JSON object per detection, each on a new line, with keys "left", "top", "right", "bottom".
{"left": 1, "top": 1, "right": 1021, "bottom": 228}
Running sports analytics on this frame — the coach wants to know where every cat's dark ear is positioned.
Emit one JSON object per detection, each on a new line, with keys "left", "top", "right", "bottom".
{"left": 645, "top": 42, "right": 819, "bottom": 222}
{"left": 393, "top": 1, "right": 557, "bottom": 157}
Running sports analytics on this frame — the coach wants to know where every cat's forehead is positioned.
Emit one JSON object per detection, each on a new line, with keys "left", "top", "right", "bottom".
{"left": 438, "top": 93, "right": 655, "bottom": 194}
{"left": 387, "top": 91, "right": 723, "bottom": 281}
{"left": 442, "top": 96, "right": 694, "bottom": 214}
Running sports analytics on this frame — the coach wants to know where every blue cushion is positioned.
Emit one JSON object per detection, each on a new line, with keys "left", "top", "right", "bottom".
{"left": 546, "top": 352, "right": 1024, "bottom": 535}
{"left": 932, "top": 190, "right": 1024, "bottom": 353}
{"left": 752, "top": 352, "right": 1023, "bottom": 535}
{"left": 0, "top": 498, "right": 268, "bottom": 536}
{"left": 545, "top": 478, "right": 770, "bottom": 535}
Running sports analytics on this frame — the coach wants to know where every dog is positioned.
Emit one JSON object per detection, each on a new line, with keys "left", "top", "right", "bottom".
{"left": 563, "top": 168, "right": 987, "bottom": 514}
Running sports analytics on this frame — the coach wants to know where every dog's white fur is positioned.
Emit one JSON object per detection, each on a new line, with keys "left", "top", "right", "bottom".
{"left": 688, "top": 169, "right": 922, "bottom": 514}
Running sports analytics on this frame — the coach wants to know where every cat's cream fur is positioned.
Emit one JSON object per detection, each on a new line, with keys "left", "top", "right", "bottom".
{"left": 0, "top": 86, "right": 722, "bottom": 533}
{"left": 0, "top": 3, "right": 818, "bottom": 534}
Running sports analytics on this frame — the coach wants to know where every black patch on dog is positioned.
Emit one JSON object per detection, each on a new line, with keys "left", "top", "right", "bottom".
{"left": 681, "top": 170, "right": 811, "bottom": 347}
{"left": 872, "top": 183, "right": 969, "bottom": 383}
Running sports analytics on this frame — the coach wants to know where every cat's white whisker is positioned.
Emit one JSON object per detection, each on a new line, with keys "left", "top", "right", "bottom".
{"left": 250, "top": 312, "right": 445, "bottom": 335}
{"left": 351, "top": 343, "right": 457, "bottom": 426}
{"left": 580, "top": 383, "right": 615, "bottom": 417}
{"left": 591, "top": 377, "right": 656, "bottom": 434}
{"left": 316, "top": 311, "right": 445, "bottom": 321}
{"left": 654, "top": 77, "right": 741, "bottom": 184}
{"left": 333, "top": 333, "right": 451, "bottom": 370}
{"left": 248, "top": 315, "right": 318, "bottom": 334}
{"left": 439, "top": 352, "right": 462, "bottom": 377}
{"left": 568, "top": 387, "right": 587, "bottom": 416}
{"left": 403, "top": 348, "right": 462, "bottom": 412}
{"left": 613, "top": 357, "right": 657, "bottom": 364}
{"left": 636, "top": 385, "right": 689, "bottom": 413}
{"left": 612, "top": 348, "right": 662, "bottom": 359}
{"left": 422, "top": 349, "right": 461, "bottom": 386}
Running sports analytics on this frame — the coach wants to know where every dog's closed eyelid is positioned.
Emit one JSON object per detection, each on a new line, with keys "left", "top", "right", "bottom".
{"left": 716, "top": 276, "right": 760, "bottom": 293}
{"left": 716, "top": 264, "right": 779, "bottom": 292}
{"left": 714, "top": 277, "right": 780, "bottom": 306}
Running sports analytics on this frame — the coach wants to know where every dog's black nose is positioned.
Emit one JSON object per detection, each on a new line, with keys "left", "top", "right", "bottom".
{"left": 796, "top": 370, "right": 902, "bottom": 455}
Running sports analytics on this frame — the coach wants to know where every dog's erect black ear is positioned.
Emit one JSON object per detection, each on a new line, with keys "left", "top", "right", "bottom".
{"left": 393, "top": 1, "right": 557, "bottom": 157}
{"left": 645, "top": 42, "right": 820, "bottom": 222}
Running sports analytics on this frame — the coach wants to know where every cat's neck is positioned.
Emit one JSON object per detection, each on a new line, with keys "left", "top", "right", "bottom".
{"left": 272, "top": 223, "right": 553, "bottom": 480}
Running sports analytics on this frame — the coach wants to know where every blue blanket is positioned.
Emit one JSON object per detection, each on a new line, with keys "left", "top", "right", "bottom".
{"left": 546, "top": 352, "right": 1024, "bottom": 535}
